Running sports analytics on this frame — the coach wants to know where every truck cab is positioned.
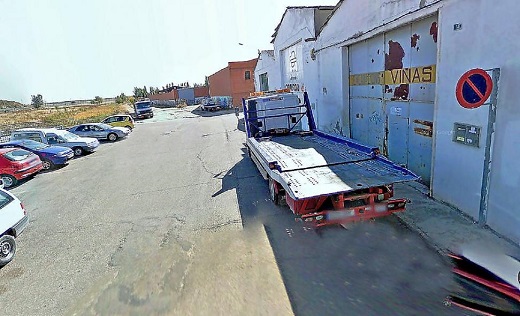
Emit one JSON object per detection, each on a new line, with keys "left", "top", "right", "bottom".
{"left": 134, "top": 99, "right": 154, "bottom": 119}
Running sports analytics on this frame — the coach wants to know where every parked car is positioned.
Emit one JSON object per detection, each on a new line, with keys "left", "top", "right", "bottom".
{"left": 0, "top": 148, "right": 43, "bottom": 188}
{"left": 11, "top": 128, "right": 99, "bottom": 157}
{"left": 0, "top": 139, "right": 74, "bottom": 170}
{"left": 68, "top": 123, "right": 130, "bottom": 142}
{"left": 101, "top": 114, "right": 135, "bottom": 130}
{"left": 200, "top": 98, "right": 221, "bottom": 111}
{"left": 0, "top": 188, "right": 28, "bottom": 266}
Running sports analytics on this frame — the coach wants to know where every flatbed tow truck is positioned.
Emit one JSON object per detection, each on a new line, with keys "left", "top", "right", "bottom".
{"left": 242, "top": 90, "right": 419, "bottom": 227}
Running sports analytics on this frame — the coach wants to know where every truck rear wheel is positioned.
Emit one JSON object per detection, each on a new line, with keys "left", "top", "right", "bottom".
{"left": 0, "top": 235, "right": 16, "bottom": 266}
{"left": 269, "top": 178, "right": 282, "bottom": 205}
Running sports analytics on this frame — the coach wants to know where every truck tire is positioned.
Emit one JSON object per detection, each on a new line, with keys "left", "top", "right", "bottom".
{"left": 0, "top": 175, "right": 17, "bottom": 188}
{"left": 73, "top": 147, "right": 84, "bottom": 156}
{"left": 0, "top": 235, "right": 16, "bottom": 266}
{"left": 269, "top": 178, "right": 282, "bottom": 205}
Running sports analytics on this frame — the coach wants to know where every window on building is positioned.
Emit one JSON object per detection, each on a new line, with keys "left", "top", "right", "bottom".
{"left": 259, "top": 73, "right": 269, "bottom": 91}
{"left": 245, "top": 70, "right": 251, "bottom": 80}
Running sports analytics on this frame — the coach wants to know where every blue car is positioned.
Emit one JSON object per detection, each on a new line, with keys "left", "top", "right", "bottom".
{"left": 0, "top": 139, "right": 74, "bottom": 170}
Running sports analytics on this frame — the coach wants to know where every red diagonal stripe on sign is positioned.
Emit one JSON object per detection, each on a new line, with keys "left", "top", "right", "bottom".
{"left": 465, "top": 78, "right": 485, "bottom": 100}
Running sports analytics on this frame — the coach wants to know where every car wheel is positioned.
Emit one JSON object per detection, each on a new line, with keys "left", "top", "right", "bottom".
{"left": 108, "top": 133, "right": 118, "bottom": 142}
{"left": 41, "top": 159, "right": 54, "bottom": 170}
{"left": 125, "top": 125, "right": 133, "bottom": 131}
{"left": 73, "top": 147, "right": 84, "bottom": 156}
{"left": 0, "top": 175, "right": 16, "bottom": 188}
{"left": 0, "top": 235, "right": 16, "bottom": 266}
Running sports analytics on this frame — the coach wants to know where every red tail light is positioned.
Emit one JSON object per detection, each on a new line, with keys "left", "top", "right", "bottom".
{"left": 21, "top": 203, "right": 27, "bottom": 215}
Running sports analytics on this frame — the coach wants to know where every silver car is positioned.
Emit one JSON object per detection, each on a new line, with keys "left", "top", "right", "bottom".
{"left": 68, "top": 123, "right": 130, "bottom": 142}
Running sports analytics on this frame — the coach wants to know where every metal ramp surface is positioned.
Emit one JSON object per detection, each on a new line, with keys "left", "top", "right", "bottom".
{"left": 248, "top": 134, "right": 419, "bottom": 200}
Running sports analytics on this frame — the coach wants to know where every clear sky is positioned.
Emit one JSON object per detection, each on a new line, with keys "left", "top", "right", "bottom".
{"left": 0, "top": 0, "right": 336, "bottom": 103}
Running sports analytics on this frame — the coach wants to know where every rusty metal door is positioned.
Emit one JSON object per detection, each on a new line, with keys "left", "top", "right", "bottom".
{"left": 349, "top": 15, "right": 437, "bottom": 184}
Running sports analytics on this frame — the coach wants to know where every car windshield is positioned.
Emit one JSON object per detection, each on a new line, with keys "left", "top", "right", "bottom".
{"left": 98, "top": 123, "right": 112, "bottom": 129}
{"left": 3, "top": 149, "right": 32, "bottom": 161}
{"left": 57, "top": 131, "right": 79, "bottom": 140}
{"left": 20, "top": 139, "right": 48, "bottom": 150}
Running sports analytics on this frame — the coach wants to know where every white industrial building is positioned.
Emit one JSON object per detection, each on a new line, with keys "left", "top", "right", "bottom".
{"left": 258, "top": 0, "right": 520, "bottom": 244}
{"left": 254, "top": 50, "right": 279, "bottom": 92}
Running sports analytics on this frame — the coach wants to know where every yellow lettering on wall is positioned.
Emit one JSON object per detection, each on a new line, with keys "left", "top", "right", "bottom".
{"left": 349, "top": 65, "right": 436, "bottom": 86}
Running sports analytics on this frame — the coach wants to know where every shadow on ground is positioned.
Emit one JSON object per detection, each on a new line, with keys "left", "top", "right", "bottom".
{"left": 191, "top": 107, "right": 237, "bottom": 118}
{"left": 214, "top": 149, "right": 459, "bottom": 316}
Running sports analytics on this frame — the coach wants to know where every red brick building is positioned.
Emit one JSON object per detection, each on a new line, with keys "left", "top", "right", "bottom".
{"left": 208, "top": 58, "right": 258, "bottom": 106}
{"left": 194, "top": 86, "right": 210, "bottom": 98}
{"left": 149, "top": 90, "right": 179, "bottom": 101}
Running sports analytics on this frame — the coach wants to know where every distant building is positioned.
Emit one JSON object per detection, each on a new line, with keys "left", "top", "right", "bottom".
{"left": 178, "top": 87, "right": 195, "bottom": 105}
{"left": 254, "top": 50, "right": 278, "bottom": 92}
{"left": 149, "top": 90, "right": 179, "bottom": 102}
{"left": 208, "top": 58, "right": 258, "bottom": 106}
{"left": 194, "top": 86, "right": 210, "bottom": 98}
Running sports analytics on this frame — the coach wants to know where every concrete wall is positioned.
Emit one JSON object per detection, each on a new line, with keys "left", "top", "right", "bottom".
{"left": 209, "top": 67, "right": 231, "bottom": 97}
{"left": 254, "top": 50, "right": 280, "bottom": 92}
{"left": 273, "top": 7, "right": 317, "bottom": 92}
{"left": 310, "top": 0, "right": 519, "bottom": 243}
{"left": 433, "top": 0, "right": 520, "bottom": 244}
{"left": 313, "top": 0, "right": 441, "bottom": 137}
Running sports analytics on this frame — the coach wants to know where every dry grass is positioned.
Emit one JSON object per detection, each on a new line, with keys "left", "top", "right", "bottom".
{"left": 0, "top": 103, "right": 128, "bottom": 132}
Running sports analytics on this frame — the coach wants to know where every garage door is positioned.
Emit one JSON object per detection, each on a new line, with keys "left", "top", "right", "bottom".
{"left": 348, "top": 16, "right": 438, "bottom": 184}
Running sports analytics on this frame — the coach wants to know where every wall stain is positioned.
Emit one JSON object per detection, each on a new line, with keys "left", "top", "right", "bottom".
{"left": 385, "top": 40, "right": 405, "bottom": 70}
{"left": 411, "top": 33, "right": 420, "bottom": 49}
{"left": 392, "top": 84, "right": 409, "bottom": 100}
{"left": 430, "top": 22, "right": 438, "bottom": 43}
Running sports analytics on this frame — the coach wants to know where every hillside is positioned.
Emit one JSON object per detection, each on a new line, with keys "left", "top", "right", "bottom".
{"left": 0, "top": 99, "right": 24, "bottom": 108}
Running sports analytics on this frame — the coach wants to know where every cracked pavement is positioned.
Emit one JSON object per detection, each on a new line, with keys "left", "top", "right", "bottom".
{"left": 0, "top": 108, "right": 292, "bottom": 315}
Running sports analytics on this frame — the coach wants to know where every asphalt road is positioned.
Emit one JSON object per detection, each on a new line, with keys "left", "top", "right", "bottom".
{"left": 0, "top": 106, "right": 461, "bottom": 315}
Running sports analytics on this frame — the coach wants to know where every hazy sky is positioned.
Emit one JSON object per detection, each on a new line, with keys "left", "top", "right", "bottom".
{"left": 0, "top": 0, "right": 336, "bottom": 103}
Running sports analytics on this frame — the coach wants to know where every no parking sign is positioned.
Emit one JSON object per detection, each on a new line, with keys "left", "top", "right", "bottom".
{"left": 455, "top": 68, "right": 493, "bottom": 109}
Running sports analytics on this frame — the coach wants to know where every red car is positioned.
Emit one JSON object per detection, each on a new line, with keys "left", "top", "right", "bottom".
{"left": 0, "top": 148, "right": 43, "bottom": 188}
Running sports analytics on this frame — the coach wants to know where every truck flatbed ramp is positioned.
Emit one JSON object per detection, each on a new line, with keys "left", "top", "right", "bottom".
{"left": 247, "top": 133, "right": 418, "bottom": 200}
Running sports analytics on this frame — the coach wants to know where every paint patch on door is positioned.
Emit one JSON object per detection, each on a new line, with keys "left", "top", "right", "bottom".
{"left": 411, "top": 34, "right": 420, "bottom": 48}
{"left": 392, "top": 84, "right": 409, "bottom": 100}
{"left": 385, "top": 41, "right": 405, "bottom": 70}
{"left": 429, "top": 22, "right": 438, "bottom": 43}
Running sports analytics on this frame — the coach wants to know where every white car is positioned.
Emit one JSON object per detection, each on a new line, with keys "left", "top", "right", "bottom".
{"left": 0, "top": 189, "right": 28, "bottom": 266}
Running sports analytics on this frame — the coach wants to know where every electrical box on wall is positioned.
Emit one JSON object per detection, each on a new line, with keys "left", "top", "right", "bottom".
{"left": 453, "top": 122, "right": 481, "bottom": 147}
